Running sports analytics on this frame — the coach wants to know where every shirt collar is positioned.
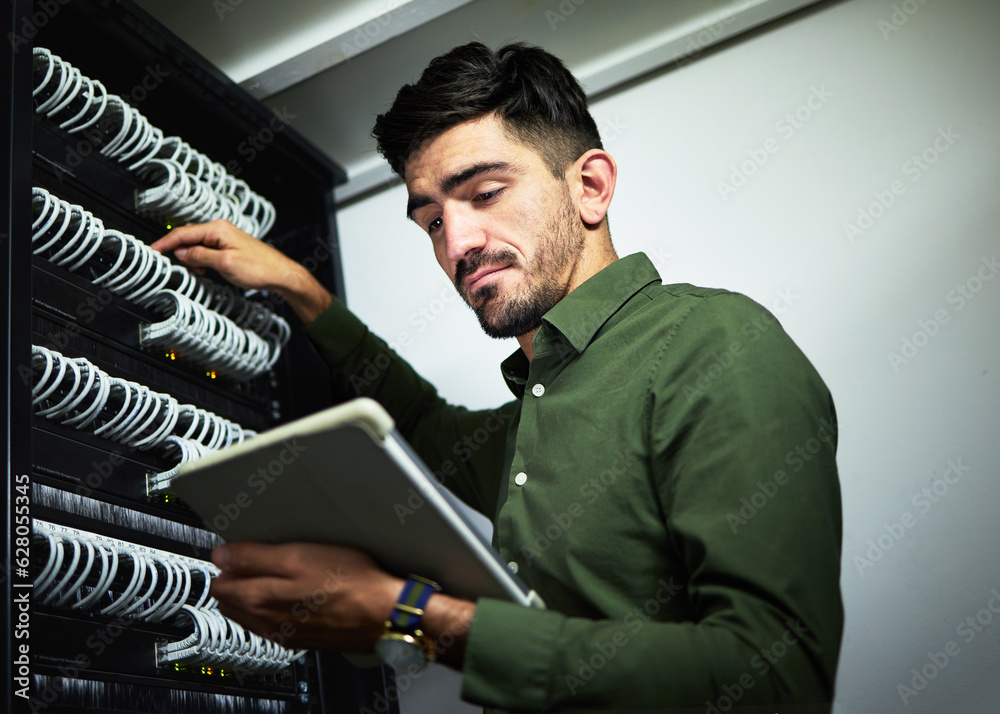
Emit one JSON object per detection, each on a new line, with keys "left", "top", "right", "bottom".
{"left": 499, "top": 253, "right": 662, "bottom": 398}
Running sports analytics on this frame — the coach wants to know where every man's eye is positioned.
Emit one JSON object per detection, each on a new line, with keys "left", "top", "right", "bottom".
{"left": 474, "top": 188, "right": 504, "bottom": 202}
{"left": 427, "top": 216, "right": 443, "bottom": 234}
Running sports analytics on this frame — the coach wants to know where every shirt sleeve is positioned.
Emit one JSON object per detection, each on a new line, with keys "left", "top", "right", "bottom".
{"left": 303, "top": 299, "right": 515, "bottom": 519}
{"left": 461, "top": 293, "right": 843, "bottom": 712}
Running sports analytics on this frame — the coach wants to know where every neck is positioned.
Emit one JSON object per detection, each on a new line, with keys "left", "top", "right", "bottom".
{"left": 517, "top": 237, "right": 618, "bottom": 362}
{"left": 516, "top": 330, "right": 537, "bottom": 361}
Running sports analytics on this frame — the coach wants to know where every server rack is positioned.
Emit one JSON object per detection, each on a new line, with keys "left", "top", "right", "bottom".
{"left": 3, "top": 1, "right": 398, "bottom": 712}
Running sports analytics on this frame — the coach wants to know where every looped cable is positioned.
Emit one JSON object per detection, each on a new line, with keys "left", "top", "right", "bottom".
{"left": 31, "top": 186, "right": 291, "bottom": 381}
{"left": 31, "top": 46, "right": 277, "bottom": 237}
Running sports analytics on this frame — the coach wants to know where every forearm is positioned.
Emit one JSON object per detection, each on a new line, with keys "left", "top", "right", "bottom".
{"left": 461, "top": 599, "right": 833, "bottom": 713}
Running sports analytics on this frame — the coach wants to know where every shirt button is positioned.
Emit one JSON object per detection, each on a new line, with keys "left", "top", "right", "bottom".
{"left": 531, "top": 383, "right": 545, "bottom": 397}
{"left": 507, "top": 561, "right": 519, "bottom": 574}
{"left": 514, "top": 472, "right": 527, "bottom": 486}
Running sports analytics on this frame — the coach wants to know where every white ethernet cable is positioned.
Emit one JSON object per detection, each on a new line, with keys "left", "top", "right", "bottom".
{"left": 31, "top": 187, "right": 291, "bottom": 381}
{"left": 31, "top": 47, "right": 276, "bottom": 237}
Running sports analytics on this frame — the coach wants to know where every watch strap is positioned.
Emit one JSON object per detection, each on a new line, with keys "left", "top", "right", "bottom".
{"left": 388, "top": 575, "right": 441, "bottom": 634}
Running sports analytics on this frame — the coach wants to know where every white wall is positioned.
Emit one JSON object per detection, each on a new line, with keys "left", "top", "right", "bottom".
{"left": 336, "top": 0, "right": 1000, "bottom": 711}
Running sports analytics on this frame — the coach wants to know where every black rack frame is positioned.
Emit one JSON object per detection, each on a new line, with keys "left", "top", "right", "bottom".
{"left": 3, "top": 2, "right": 397, "bottom": 712}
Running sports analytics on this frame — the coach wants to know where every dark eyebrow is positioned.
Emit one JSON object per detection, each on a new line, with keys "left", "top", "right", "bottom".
{"left": 406, "top": 161, "right": 517, "bottom": 221}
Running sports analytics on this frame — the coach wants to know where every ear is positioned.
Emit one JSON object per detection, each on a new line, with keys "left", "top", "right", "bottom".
{"left": 570, "top": 149, "right": 617, "bottom": 226}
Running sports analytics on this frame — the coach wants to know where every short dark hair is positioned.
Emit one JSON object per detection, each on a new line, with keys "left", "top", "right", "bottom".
{"left": 372, "top": 42, "right": 603, "bottom": 179}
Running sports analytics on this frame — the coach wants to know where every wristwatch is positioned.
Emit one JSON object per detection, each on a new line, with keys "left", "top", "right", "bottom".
{"left": 375, "top": 575, "right": 442, "bottom": 672}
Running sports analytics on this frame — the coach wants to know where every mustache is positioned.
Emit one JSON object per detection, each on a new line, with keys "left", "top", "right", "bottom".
{"left": 454, "top": 248, "right": 519, "bottom": 290}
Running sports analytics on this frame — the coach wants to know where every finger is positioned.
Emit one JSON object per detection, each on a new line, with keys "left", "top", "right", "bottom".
{"left": 212, "top": 576, "right": 381, "bottom": 652}
{"left": 149, "top": 223, "right": 224, "bottom": 254}
{"left": 172, "top": 243, "right": 227, "bottom": 272}
{"left": 212, "top": 542, "right": 307, "bottom": 578}
{"left": 211, "top": 570, "right": 284, "bottom": 603}
{"left": 151, "top": 219, "right": 251, "bottom": 255}
{"left": 212, "top": 590, "right": 282, "bottom": 638}
{"left": 210, "top": 571, "right": 328, "bottom": 643}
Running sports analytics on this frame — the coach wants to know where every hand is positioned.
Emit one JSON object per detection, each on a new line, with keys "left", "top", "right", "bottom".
{"left": 210, "top": 542, "right": 477, "bottom": 666}
{"left": 150, "top": 220, "right": 332, "bottom": 323}
{"left": 210, "top": 542, "right": 404, "bottom": 652}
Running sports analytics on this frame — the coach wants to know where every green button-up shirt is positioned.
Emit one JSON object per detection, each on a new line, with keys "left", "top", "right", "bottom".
{"left": 305, "top": 253, "right": 842, "bottom": 713}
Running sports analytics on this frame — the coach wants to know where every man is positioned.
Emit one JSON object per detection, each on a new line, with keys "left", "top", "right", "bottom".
{"left": 152, "top": 43, "right": 842, "bottom": 713}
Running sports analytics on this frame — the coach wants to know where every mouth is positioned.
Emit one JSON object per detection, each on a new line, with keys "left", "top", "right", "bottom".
{"left": 465, "top": 264, "right": 509, "bottom": 291}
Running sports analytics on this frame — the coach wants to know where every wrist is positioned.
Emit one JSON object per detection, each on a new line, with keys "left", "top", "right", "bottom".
{"left": 272, "top": 262, "right": 332, "bottom": 324}
{"left": 421, "top": 591, "right": 474, "bottom": 668}
{"left": 376, "top": 576, "right": 443, "bottom": 671}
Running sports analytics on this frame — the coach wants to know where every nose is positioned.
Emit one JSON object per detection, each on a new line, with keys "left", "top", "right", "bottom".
{"left": 441, "top": 203, "right": 487, "bottom": 268}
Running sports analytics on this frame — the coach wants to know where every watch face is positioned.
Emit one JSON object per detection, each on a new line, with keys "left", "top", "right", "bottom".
{"left": 376, "top": 635, "right": 429, "bottom": 672}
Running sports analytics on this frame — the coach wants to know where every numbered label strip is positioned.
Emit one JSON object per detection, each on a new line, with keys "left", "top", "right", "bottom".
{"left": 33, "top": 520, "right": 302, "bottom": 673}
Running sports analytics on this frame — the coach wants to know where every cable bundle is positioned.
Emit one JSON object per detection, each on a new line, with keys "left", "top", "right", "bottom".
{"left": 31, "top": 345, "right": 256, "bottom": 452}
{"left": 33, "top": 520, "right": 217, "bottom": 622}
{"left": 33, "top": 521, "right": 303, "bottom": 674}
{"left": 141, "top": 291, "right": 277, "bottom": 379}
{"left": 32, "top": 186, "right": 291, "bottom": 380}
{"left": 32, "top": 47, "right": 276, "bottom": 237}
{"left": 136, "top": 151, "right": 275, "bottom": 237}
{"left": 158, "top": 605, "right": 305, "bottom": 673}
{"left": 146, "top": 436, "right": 217, "bottom": 494}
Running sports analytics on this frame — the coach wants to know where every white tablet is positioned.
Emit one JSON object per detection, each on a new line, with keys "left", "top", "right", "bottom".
{"left": 169, "top": 398, "right": 543, "bottom": 609}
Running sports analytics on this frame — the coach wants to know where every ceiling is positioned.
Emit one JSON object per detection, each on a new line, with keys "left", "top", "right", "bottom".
{"left": 136, "top": 0, "right": 820, "bottom": 202}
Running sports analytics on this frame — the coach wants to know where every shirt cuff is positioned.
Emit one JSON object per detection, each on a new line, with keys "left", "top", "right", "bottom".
{"left": 462, "top": 598, "right": 564, "bottom": 711}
